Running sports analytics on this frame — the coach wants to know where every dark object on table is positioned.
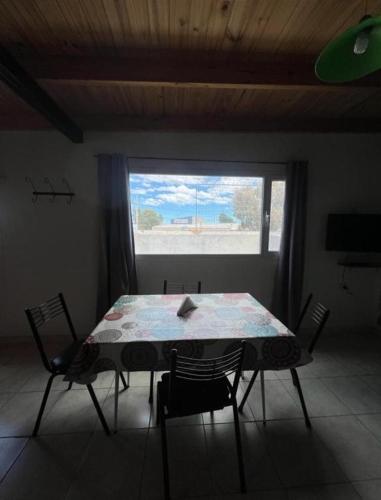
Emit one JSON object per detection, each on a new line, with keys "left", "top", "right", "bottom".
{"left": 176, "top": 296, "right": 198, "bottom": 317}
{"left": 147, "top": 280, "right": 203, "bottom": 404}
{"left": 157, "top": 341, "right": 246, "bottom": 500}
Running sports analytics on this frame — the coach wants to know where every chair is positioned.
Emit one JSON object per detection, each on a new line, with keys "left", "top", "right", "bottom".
{"left": 147, "top": 280, "right": 202, "bottom": 403}
{"left": 24, "top": 292, "right": 125, "bottom": 436}
{"left": 238, "top": 295, "right": 330, "bottom": 428}
{"left": 157, "top": 341, "right": 246, "bottom": 500}
{"left": 163, "top": 280, "right": 202, "bottom": 294}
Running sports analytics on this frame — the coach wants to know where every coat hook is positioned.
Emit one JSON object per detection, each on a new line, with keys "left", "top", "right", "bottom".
{"left": 25, "top": 176, "right": 38, "bottom": 203}
{"left": 44, "top": 177, "right": 56, "bottom": 202}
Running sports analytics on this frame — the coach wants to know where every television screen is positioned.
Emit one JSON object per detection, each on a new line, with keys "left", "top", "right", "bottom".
{"left": 326, "top": 214, "right": 381, "bottom": 252}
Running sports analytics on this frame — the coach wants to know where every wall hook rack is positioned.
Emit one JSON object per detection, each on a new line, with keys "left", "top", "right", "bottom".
{"left": 25, "top": 177, "right": 75, "bottom": 204}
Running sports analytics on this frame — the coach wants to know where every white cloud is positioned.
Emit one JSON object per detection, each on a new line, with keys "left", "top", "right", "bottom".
{"left": 144, "top": 198, "right": 163, "bottom": 207}
{"left": 131, "top": 188, "right": 148, "bottom": 195}
{"left": 135, "top": 174, "right": 206, "bottom": 186}
{"left": 132, "top": 174, "right": 258, "bottom": 207}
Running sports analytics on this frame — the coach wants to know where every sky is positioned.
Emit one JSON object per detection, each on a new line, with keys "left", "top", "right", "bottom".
{"left": 130, "top": 174, "right": 262, "bottom": 224}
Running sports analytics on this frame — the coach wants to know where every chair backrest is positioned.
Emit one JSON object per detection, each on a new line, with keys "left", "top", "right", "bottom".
{"left": 163, "top": 280, "right": 202, "bottom": 294}
{"left": 294, "top": 293, "right": 313, "bottom": 333}
{"left": 307, "top": 302, "right": 330, "bottom": 354}
{"left": 25, "top": 293, "right": 77, "bottom": 371}
{"left": 168, "top": 341, "right": 246, "bottom": 408}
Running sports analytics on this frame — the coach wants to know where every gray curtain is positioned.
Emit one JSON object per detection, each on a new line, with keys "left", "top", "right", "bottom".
{"left": 272, "top": 161, "right": 308, "bottom": 330}
{"left": 97, "top": 154, "right": 137, "bottom": 320}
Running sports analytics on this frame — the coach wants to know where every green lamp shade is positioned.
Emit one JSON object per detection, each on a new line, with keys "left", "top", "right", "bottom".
{"left": 315, "top": 16, "right": 381, "bottom": 82}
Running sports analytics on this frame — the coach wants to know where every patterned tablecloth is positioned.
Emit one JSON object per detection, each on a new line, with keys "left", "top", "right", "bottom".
{"left": 66, "top": 293, "right": 312, "bottom": 384}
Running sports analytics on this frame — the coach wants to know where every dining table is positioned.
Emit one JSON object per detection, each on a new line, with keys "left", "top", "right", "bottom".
{"left": 65, "top": 292, "right": 312, "bottom": 429}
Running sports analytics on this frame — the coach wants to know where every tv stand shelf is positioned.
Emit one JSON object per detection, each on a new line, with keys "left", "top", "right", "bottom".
{"left": 338, "top": 261, "right": 381, "bottom": 268}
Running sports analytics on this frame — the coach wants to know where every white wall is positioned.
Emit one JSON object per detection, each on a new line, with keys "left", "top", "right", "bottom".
{"left": 0, "top": 130, "right": 380, "bottom": 337}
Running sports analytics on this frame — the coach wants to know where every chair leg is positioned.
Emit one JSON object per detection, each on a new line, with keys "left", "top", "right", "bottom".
{"left": 260, "top": 370, "right": 266, "bottom": 425}
{"left": 290, "top": 368, "right": 298, "bottom": 387}
{"left": 67, "top": 382, "right": 73, "bottom": 390}
{"left": 232, "top": 401, "right": 246, "bottom": 493}
{"left": 86, "top": 384, "right": 110, "bottom": 435}
{"left": 159, "top": 404, "right": 170, "bottom": 500}
{"left": 119, "top": 371, "right": 129, "bottom": 390}
{"left": 156, "top": 386, "right": 160, "bottom": 426}
{"left": 33, "top": 374, "right": 55, "bottom": 437}
{"left": 114, "top": 371, "right": 120, "bottom": 433}
{"left": 238, "top": 369, "right": 259, "bottom": 412}
{"left": 149, "top": 371, "right": 154, "bottom": 403}
{"left": 291, "top": 368, "right": 311, "bottom": 429}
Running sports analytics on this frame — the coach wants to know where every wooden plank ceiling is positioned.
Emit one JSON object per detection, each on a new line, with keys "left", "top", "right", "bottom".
{"left": 1, "top": 0, "right": 381, "bottom": 133}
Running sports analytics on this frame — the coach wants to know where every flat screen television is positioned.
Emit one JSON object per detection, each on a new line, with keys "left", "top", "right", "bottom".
{"left": 326, "top": 214, "right": 381, "bottom": 252}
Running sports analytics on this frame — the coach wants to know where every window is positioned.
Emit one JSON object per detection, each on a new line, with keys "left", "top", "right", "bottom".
{"left": 268, "top": 180, "right": 286, "bottom": 252}
{"left": 130, "top": 172, "right": 285, "bottom": 255}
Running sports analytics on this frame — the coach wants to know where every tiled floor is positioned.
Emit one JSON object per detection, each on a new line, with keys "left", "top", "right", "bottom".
{"left": 1, "top": 332, "right": 381, "bottom": 499}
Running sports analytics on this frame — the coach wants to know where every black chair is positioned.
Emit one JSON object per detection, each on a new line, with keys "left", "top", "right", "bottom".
{"left": 238, "top": 295, "right": 330, "bottom": 428}
{"left": 157, "top": 342, "right": 246, "bottom": 500}
{"left": 24, "top": 292, "right": 124, "bottom": 436}
{"left": 163, "top": 280, "right": 202, "bottom": 295}
{"left": 147, "top": 280, "right": 202, "bottom": 403}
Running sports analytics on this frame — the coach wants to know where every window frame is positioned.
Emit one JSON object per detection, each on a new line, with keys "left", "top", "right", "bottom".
{"left": 129, "top": 158, "right": 286, "bottom": 257}
{"left": 262, "top": 175, "right": 286, "bottom": 256}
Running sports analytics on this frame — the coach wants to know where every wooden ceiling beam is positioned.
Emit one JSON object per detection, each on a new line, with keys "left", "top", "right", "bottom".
{"left": 1, "top": 113, "right": 380, "bottom": 133}
{"left": 74, "top": 115, "right": 381, "bottom": 133}
{"left": 0, "top": 47, "right": 83, "bottom": 142}
{"left": 19, "top": 51, "right": 381, "bottom": 92}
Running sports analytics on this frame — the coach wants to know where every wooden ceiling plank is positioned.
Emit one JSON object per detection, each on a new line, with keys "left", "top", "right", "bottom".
{"left": 250, "top": 0, "right": 300, "bottom": 55}
{"left": 53, "top": 0, "right": 96, "bottom": 56}
{"left": 0, "top": 46, "right": 83, "bottom": 142}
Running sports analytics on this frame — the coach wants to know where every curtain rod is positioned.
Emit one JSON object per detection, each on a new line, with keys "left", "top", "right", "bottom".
{"left": 93, "top": 154, "right": 287, "bottom": 166}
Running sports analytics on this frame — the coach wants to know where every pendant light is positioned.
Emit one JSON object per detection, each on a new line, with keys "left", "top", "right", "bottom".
{"left": 315, "top": 13, "right": 381, "bottom": 82}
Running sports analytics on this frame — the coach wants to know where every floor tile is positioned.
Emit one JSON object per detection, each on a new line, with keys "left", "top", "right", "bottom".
{"left": 361, "top": 375, "right": 381, "bottom": 395}
{"left": 203, "top": 386, "right": 254, "bottom": 425}
{"left": 205, "top": 422, "right": 281, "bottom": 493}
{"left": 287, "top": 483, "right": 361, "bottom": 499}
{"left": 352, "top": 479, "right": 381, "bottom": 500}
{"left": 141, "top": 425, "right": 213, "bottom": 500}
{"left": 151, "top": 412, "right": 203, "bottom": 428}
{"left": 241, "top": 370, "right": 278, "bottom": 381}
{"left": 0, "top": 391, "right": 61, "bottom": 437}
{"left": 86, "top": 371, "right": 115, "bottom": 390}
{"left": 321, "top": 377, "right": 381, "bottom": 414}
{"left": 356, "top": 414, "right": 381, "bottom": 443}
{"left": 279, "top": 354, "right": 350, "bottom": 380}
{"left": 19, "top": 371, "right": 73, "bottom": 393}
{"left": 100, "top": 386, "right": 151, "bottom": 431}
{"left": 259, "top": 419, "right": 346, "bottom": 487}
{"left": 0, "top": 437, "right": 27, "bottom": 482}
{"left": 129, "top": 371, "right": 151, "bottom": 387}
{"left": 196, "top": 491, "right": 287, "bottom": 500}
{"left": 65, "top": 430, "right": 146, "bottom": 500}
{"left": 0, "top": 433, "right": 90, "bottom": 500}
{"left": 0, "top": 394, "right": 14, "bottom": 411}
{"left": 41, "top": 388, "right": 109, "bottom": 434}
{"left": 0, "top": 364, "right": 37, "bottom": 393}
{"left": 282, "top": 378, "right": 351, "bottom": 417}
{"left": 244, "top": 379, "right": 302, "bottom": 421}
{"left": 313, "top": 415, "right": 381, "bottom": 480}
